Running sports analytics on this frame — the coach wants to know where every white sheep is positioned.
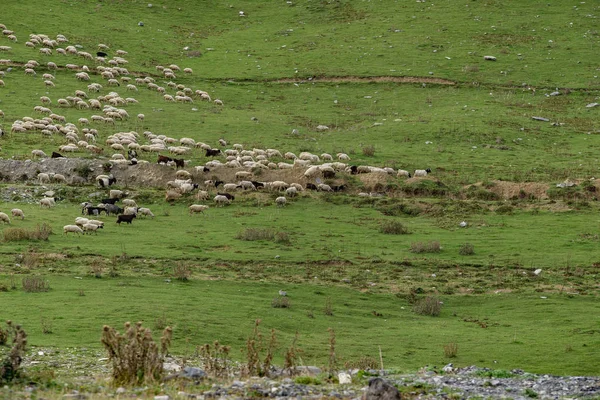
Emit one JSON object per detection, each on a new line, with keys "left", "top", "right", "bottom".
{"left": 317, "top": 183, "right": 333, "bottom": 192}
{"left": 122, "top": 199, "right": 138, "bottom": 208}
{"left": 0, "top": 212, "right": 10, "bottom": 224}
{"left": 397, "top": 170, "right": 411, "bottom": 178}
{"left": 75, "top": 217, "right": 90, "bottom": 227}
{"left": 189, "top": 204, "right": 209, "bottom": 215}
{"left": 51, "top": 173, "right": 67, "bottom": 183}
{"left": 223, "top": 183, "right": 239, "bottom": 192}
{"left": 38, "top": 173, "right": 50, "bottom": 184}
{"left": 32, "top": 149, "right": 47, "bottom": 158}
{"left": 270, "top": 181, "right": 289, "bottom": 191}
{"left": 11, "top": 209, "right": 24, "bottom": 220}
{"left": 137, "top": 208, "right": 155, "bottom": 218}
{"left": 196, "top": 190, "right": 209, "bottom": 200}
{"left": 87, "top": 220, "right": 105, "bottom": 228}
{"left": 123, "top": 206, "right": 138, "bottom": 215}
{"left": 275, "top": 196, "right": 287, "bottom": 207}
{"left": 337, "top": 153, "right": 351, "bottom": 161}
{"left": 238, "top": 181, "right": 256, "bottom": 191}
{"left": 414, "top": 168, "right": 431, "bottom": 177}
{"left": 213, "top": 195, "right": 231, "bottom": 206}
{"left": 285, "top": 187, "right": 297, "bottom": 197}
{"left": 63, "top": 224, "right": 83, "bottom": 235}
{"left": 109, "top": 189, "right": 125, "bottom": 199}
{"left": 40, "top": 197, "right": 55, "bottom": 208}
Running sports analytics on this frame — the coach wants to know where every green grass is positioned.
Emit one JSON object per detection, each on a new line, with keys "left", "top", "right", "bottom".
{"left": 0, "top": 0, "right": 599, "bottom": 385}
{"left": 1, "top": 275, "right": 599, "bottom": 376}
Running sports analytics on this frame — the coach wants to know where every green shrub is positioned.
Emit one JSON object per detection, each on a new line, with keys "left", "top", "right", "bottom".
{"left": 101, "top": 322, "right": 172, "bottom": 386}
{"left": 495, "top": 204, "right": 514, "bottom": 214}
{"left": 22, "top": 276, "right": 50, "bottom": 293}
{"left": 379, "top": 220, "right": 410, "bottom": 235}
{"left": 3, "top": 224, "right": 52, "bottom": 242}
{"left": 443, "top": 342, "right": 458, "bottom": 358}
{"left": 410, "top": 241, "right": 441, "bottom": 253}
{"left": 236, "top": 228, "right": 275, "bottom": 241}
{"left": 458, "top": 243, "right": 475, "bottom": 255}
{"left": 362, "top": 145, "right": 376, "bottom": 157}
{"left": 272, "top": 296, "right": 291, "bottom": 308}
{"left": 413, "top": 296, "right": 442, "bottom": 316}
{"left": 0, "top": 321, "right": 27, "bottom": 384}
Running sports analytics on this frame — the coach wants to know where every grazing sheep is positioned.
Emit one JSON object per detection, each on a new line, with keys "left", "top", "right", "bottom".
{"left": 285, "top": 187, "right": 297, "bottom": 197}
{"left": 414, "top": 168, "right": 432, "bottom": 177}
{"left": 38, "top": 172, "right": 50, "bottom": 183}
{"left": 214, "top": 99, "right": 223, "bottom": 106}
{"left": 223, "top": 183, "right": 239, "bottom": 192}
{"left": 397, "top": 170, "right": 411, "bottom": 178}
{"left": 317, "top": 183, "right": 333, "bottom": 192}
{"left": 123, "top": 206, "right": 138, "bottom": 216}
{"left": 165, "top": 190, "right": 182, "bottom": 202}
{"left": 63, "top": 224, "right": 83, "bottom": 235}
{"left": 196, "top": 190, "right": 209, "bottom": 200}
{"left": 11, "top": 209, "right": 24, "bottom": 220}
{"left": 137, "top": 207, "right": 155, "bottom": 218}
{"left": 189, "top": 204, "right": 209, "bottom": 215}
{"left": 275, "top": 196, "right": 287, "bottom": 207}
{"left": 122, "top": 199, "right": 138, "bottom": 208}
{"left": 213, "top": 194, "right": 231, "bottom": 206}
{"left": 51, "top": 173, "right": 67, "bottom": 183}
{"left": 109, "top": 189, "right": 126, "bottom": 199}
{"left": 0, "top": 212, "right": 10, "bottom": 224}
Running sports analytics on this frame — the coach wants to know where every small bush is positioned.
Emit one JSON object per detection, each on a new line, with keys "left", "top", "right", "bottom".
{"left": 0, "top": 321, "right": 27, "bottom": 384}
{"left": 272, "top": 296, "right": 291, "bottom": 308}
{"left": 379, "top": 220, "right": 409, "bottom": 235}
{"left": 324, "top": 297, "right": 334, "bottom": 316}
{"left": 22, "top": 276, "right": 50, "bottom": 293}
{"left": 344, "top": 356, "right": 379, "bottom": 370}
{"left": 73, "top": 164, "right": 93, "bottom": 179}
{"left": 413, "top": 296, "right": 442, "bottom": 317}
{"left": 410, "top": 241, "right": 441, "bottom": 253}
{"left": 362, "top": 145, "right": 376, "bottom": 157}
{"left": 495, "top": 204, "right": 514, "bottom": 214}
{"left": 173, "top": 263, "right": 191, "bottom": 281}
{"left": 3, "top": 224, "right": 52, "bottom": 242}
{"left": 101, "top": 321, "right": 172, "bottom": 386}
{"left": 283, "top": 331, "right": 302, "bottom": 376}
{"left": 236, "top": 228, "right": 275, "bottom": 241}
{"left": 40, "top": 317, "right": 53, "bottom": 334}
{"left": 243, "top": 319, "right": 277, "bottom": 377}
{"left": 458, "top": 243, "right": 475, "bottom": 255}
{"left": 199, "top": 341, "right": 231, "bottom": 378}
{"left": 274, "top": 231, "right": 291, "bottom": 244}
{"left": 443, "top": 342, "right": 458, "bottom": 358}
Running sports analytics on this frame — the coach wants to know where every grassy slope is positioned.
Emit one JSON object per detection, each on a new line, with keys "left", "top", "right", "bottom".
{"left": 0, "top": 0, "right": 599, "bottom": 378}
{"left": 2, "top": 275, "right": 599, "bottom": 376}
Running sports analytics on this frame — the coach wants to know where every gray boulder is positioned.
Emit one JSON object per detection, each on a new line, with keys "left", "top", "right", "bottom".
{"left": 362, "top": 378, "right": 401, "bottom": 400}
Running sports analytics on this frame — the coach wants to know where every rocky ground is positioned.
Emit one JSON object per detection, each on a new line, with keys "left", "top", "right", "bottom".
{"left": 2, "top": 347, "right": 599, "bottom": 399}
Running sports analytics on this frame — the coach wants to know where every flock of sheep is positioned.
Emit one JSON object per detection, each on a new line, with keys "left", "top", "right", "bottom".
{"left": 0, "top": 22, "right": 433, "bottom": 235}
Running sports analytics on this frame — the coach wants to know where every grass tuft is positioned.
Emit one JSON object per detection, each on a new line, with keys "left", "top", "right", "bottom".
{"left": 22, "top": 277, "right": 50, "bottom": 293}
{"left": 410, "top": 241, "right": 441, "bottom": 253}
{"left": 413, "top": 296, "right": 442, "bottom": 317}
{"left": 379, "top": 220, "right": 410, "bottom": 235}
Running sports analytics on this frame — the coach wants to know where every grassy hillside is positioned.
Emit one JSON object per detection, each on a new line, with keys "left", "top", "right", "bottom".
{"left": 0, "top": 0, "right": 599, "bottom": 383}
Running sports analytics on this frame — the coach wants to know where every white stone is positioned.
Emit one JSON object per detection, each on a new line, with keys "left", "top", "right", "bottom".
{"left": 338, "top": 372, "right": 352, "bottom": 384}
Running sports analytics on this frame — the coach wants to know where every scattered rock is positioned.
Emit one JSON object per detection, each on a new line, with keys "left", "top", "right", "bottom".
{"left": 586, "top": 102, "right": 599, "bottom": 108}
{"left": 338, "top": 372, "right": 352, "bottom": 384}
{"left": 316, "top": 125, "right": 329, "bottom": 131}
{"left": 483, "top": 55, "right": 497, "bottom": 61}
{"left": 531, "top": 116, "right": 550, "bottom": 122}
{"left": 363, "top": 377, "right": 401, "bottom": 400}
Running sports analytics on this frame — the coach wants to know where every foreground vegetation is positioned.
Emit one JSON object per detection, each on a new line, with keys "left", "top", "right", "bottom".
{"left": 1, "top": 0, "right": 600, "bottom": 394}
